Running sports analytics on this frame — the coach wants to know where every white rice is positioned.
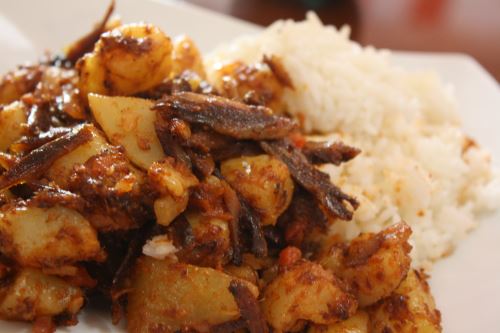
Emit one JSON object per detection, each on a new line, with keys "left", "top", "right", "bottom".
{"left": 205, "top": 13, "right": 500, "bottom": 269}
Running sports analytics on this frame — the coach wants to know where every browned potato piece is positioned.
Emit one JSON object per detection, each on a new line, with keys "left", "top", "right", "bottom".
{"left": 209, "top": 60, "right": 286, "bottom": 113}
{"left": 261, "top": 260, "right": 357, "bottom": 333}
{"left": 78, "top": 23, "right": 173, "bottom": 97}
{"left": 0, "top": 204, "right": 103, "bottom": 268}
{"left": 308, "top": 311, "right": 369, "bottom": 333}
{"left": 148, "top": 158, "right": 198, "bottom": 226}
{"left": 321, "top": 222, "right": 412, "bottom": 307}
{"left": 46, "top": 125, "right": 111, "bottom": 188}
{"left": 0, "top": 101, "right": 27, "bottom": 152}
{"left": 0, "top": 66, "right": 42, "bottom": 104}
{"left": 0, "top": 268, "right": 84, "bottom": 321}
{"left": 221, "top": 154, "right": 294, "bottom": 225}
{"left": 171, "top": 35, "right": 206, "bottom": 78}
{"left": 127, "top": 256, "right": 258, "bottom": 333}
{"left": 89, "top": 94, "right": 165, "bottom": 169}
{"left": 369, "top": 269, "right": 442, "bottom": 333}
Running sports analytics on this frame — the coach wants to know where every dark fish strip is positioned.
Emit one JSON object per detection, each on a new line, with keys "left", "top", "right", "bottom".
{"left": 302, "top": 141, "right": 361, "bottom": 165}
{"left": 229, "top": 280, "right": 269, "bottom": 333}
{"left": 261, "top": 139, "right": 358, "bottom": 220}
{"left": 154, "top": 92, "right": 297, "bottom": 140}
{"left": 241, "top": 198, "right": 268, "bottom": 257}
{"left": 11, "top": 127, "right": 72, "bottom": 154}
{"left": 154, "top": 115, "right": 193, "bottom": 168}
{"left": 0, "top": 124, "right": 93, "bottom": 190}
{"left": 66, "top": 0, "right": 115, "bottom": 63}
{"left": 221, "top": 180, "right": 242, "bottom": 265}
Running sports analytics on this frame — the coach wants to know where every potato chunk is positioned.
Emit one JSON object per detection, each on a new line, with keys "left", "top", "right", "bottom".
{"left": 0, "top": 268, "right": 84, "bottom": 321}
{"left": 171, "top": 35, "right": 205, "bottom": 78}
{"left": 0, "top": 101, "right": 27, "bottom": 152}
{"left": 261, "top": 260, "right": 357, "bottom": 333}
{"left": 308, "top": 311, "right": 369, "bottom": 333}
{"left": 78, "top": 23, "right": 173, "bottom": 97}
{"left": 46, "top": 125, "right": 111, "bottom": 188}
{"left": 0, "top": 204, "right": 103, "bottom": 268}
{"left": 221, "top": 154, "right": 294, "bottom": 225}
{"left": 369, "top": 269, "right": 442, "bottom": 333}
{"left": 89, "top": 94, "right": 165, "bottom": 169}
{"left": 127, "top": 257, "right": 258, "bottom": 333}
{"left": 321, "top": 222, "right": 412, "bottom": 307}
{"left": 148, "top": 158, "right": 198, "bottom": 226}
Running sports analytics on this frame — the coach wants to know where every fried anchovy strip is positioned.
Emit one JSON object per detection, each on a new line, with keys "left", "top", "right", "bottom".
{"left": 65, "top": 0, "right": 115, "bottom": 63}
{"left": 229, "top": 280, "right": 269, "bottom": 333}
{"left": 302, "top": 141, "right": 361, "bottom": 165}
{"left": 261, "top": 139, "right": 358, "bottom": 220}
{"left": 0, "top": 124, "right": 93, "bottom": 190}
{"left": 154, "top": 92, "right": 297, "bottom": 140}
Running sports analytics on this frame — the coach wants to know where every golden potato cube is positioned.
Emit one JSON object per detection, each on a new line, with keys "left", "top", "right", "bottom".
{"left": 262, "top": 260, "right": 357, "bottom": 332}
{"left": 78, "top": 23, "right": 173, "bottom": 97}
{"left": 89, "top": 94, "right": 165, "bottom": 169}
{"left": 369, "top": 269, "right": 442, "bottom": 333}
{"left": 0, "top": 101, "right": 27, "bottom": 152}
{"left": 0, "top": 204, "right": 103, "bottom": 268}
{"left": 0, "top": 268, "right": 84, "bottom": 321}
{"left": 221, "top": 154, "right": 294, "bottom": 225}
{"left": 127, "top": 256, "right": 258, "bottom": 333}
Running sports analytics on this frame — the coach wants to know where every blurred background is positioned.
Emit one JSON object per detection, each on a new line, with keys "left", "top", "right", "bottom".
{"left": 183, "top": 0, "right": 500, "bottom": 82}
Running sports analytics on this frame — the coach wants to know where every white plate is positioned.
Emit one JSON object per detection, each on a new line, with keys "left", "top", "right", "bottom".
{"left": 1, "top": 0, "right": 499, "bottom": 332}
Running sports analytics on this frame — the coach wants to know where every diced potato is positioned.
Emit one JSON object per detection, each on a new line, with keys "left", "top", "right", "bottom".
{"left": 153, "top": 194, "right": 188, "bottom": 227}
{"left": 308, "top": 311, "right": 369, "bottom": 333}
{"left": 369, "top": 270, "right": 442, "bottom": 333}
{"left": 89, "top": 94, "right": 165, "bottom": 169}
{"left": 171, "top": 35, "right": 205, "bottom": 78}
{"left": 78, "top": 23, "right": 173, "bottom": 97}
{"left": 0, "top": 268, "right": 84, "bottom": 321}
{"left": 221, "top": 154, "right": 294, "bottom": 225}
{"left": 0, "top": 66, "right": 42, "bottom": 105}
{"left": 321, "top": 223, "right": 412, "bottom": 307}
{"left": 149, "top": 158, "right": 198, "bottom": 226}
{"left": 127, "top": 257, "right": 258, "bottom": 333}
{"left": 180, "top": 212, "right": 231, "bottom": 267}
{"left": 261, "top": 260, "right": 357, "bottom": 333}
{"left": 0, "top": 204, "right": 103, "bottom": 268}
{"left": 46, "top": 125, "right": 111, "bottom": 188}
{"left": 0, "top": 101, "right": 27, "bottom": 152}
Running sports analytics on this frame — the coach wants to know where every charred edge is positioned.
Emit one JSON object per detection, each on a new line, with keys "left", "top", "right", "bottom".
{"left": 260, "top": 139, "right": 358, "bottom": 220}
{"left": 0, "top": 125, "right": 93, "bottom": 191}
{"left": 302, "top": 141, "right": 361, "bottom": 166}
{"left": 66, "top": 0, "right": 116, "bottom": 63}
{"left": 229, "top": 280, "right": 269, "bottom": 333}
{"left": 154, "top": 92, "right": 297, "bottom": 140}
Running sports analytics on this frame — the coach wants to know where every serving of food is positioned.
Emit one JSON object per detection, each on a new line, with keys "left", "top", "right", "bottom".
{"left": 0, "top": 1, "right": 498, "bottom": 332}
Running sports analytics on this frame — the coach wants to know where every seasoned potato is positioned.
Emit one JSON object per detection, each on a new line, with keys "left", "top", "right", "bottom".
{"left": 221, "top": 154, "right": 294, "bottom": 225}
{"left": 180, "top": 212, "right": 232, "bottom": 267}
{"left": 209, "top": 60, "right": 287, "bottom": 113}
{"left": 0, "top": 101, "right": 27, "bottom": 152}
{"left": 171, "top": 35, "right": 205, "bottom": 78}
{"left": 0, "top": 268, "right": 84, "bottom": 321}
{"left": 78, "top": 23, "right": 173, "bottom": 97}
{"left": 89, "top": 94, "right": 165, "bottom": 169}
{"left": 369, "top": 269, "right": 441, "bottom": 333}
{"left": 261, "top": 260, "right": 357, "bottom": 333}
{"left": 0, "top": 66, "right": 42, "bottom": 104}
{"left": 127, "top": 256, "right": 258, "bottom": 333}
{"left": 308, "top": 311, "right": 369, "bottom": 333}
{"left": 46, "top": 125, "right": 111, "bottom": 188}
{"left": 0, "top": 204, "right": 103, "bottom": 268}
{"left": 321, "top": 222, "right": 412, "bottom": 307}
{"left": 148, "top": 158, "right": 198, "bottom": 226}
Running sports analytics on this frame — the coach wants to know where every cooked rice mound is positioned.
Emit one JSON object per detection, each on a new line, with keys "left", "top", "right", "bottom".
{"left": 205, "top": 13, "right": 500, "bottom": 268}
